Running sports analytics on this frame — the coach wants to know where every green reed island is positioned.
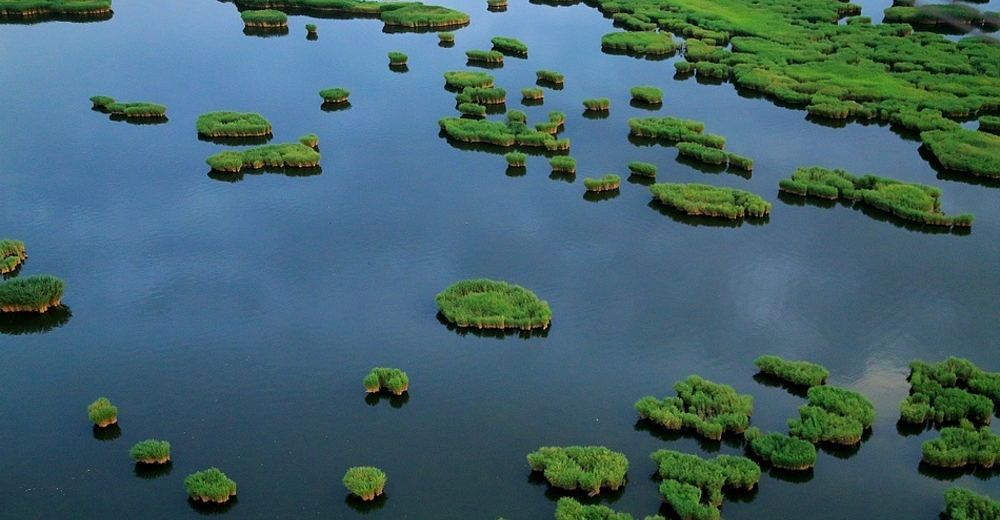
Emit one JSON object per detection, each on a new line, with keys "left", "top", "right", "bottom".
{"left": 630, "top": 86, "right": 663, "bottom": 104}
{"left": 922, "top": 419, "right": 1000, "bottom": 469}
{"left": 90, "top": 96, "right": 166, "bottom": 118}
{"left": 744, "top": 428, "right": 817, "bottom": 470}
{"left": 444, "top": 71, "right": 494, "bottom": 89}
{"left": 438, "top": 117, "right": 558, "bottom": 148}
{"left": 510, "top": 110, "right": 530, "bottom": 125}
{"left": 882, "top": 4, "right": 999, "bottom": 29}
{"left": 87, "top": 397, "right": 117, "bottom": 427}
{"left": 0, "top": 239, "right": 27, "bottom": 275}
{"left": 521, "top": 88, "right": 544, "bottom": 101}
{"left": 754, "top": 355, "right": 829, "bottom": 387}
{"left": 628, "top": 116, "right": 726, "bottom": 149}
{"left": 299, "top": 133, "right": 318, "bottom": 148}
{"left": 583, "top": 98, "right": 610, "bottom": 111}
{"left": 231, "top": 0, "right": 470, "bottom": 28}
{"left": 779, "top": 166, "right": 975, "bottom": 227}
{"left": 0, "top": 275, "right": 65, "bottom": 313}
{"left": 601, "top": 31, "right": 678, "bottom": 54}
{"left": 980, "top": 116, "right": 1000, "bottom": 133}
{"left": 505, "top": 152, "right": 527, "bottom": 167}
{"left": 635, "top": 375, "right": 753, "bottom": 440}
{"left": 305, "top": 23, "right": 317, "bottom": 33}
{"left": 0, "top": 0, "right": 112, "bottom": 17}
{"left": 491, "top": 36, "right": 527, "bottom": 55}
{"left": 649, "top": 183, "right": 770, "bottom": 219}
{"left": 627, "top": 161, "right": 656, "bottom": 178}
{"left": 458, "top": 103, "right": 486, "bottom": 117}
{"left": 241, "top": 9, "right": 287, "bottom": 27}
{"left": 130, "top": 439, "right": 171, "bottom": 464}
{"left": 555, "top": 497, "right": 665, "bottom": 520}
{"left": 319, "top": 88, "right": 350, "bottom": 103}
{"left": 921, "top": 129, "right": 1000, "bottom": 179}
{"left": 527, "top": 446, "right": 628, "bottom": 496}
{"left": 487, "top": 0, "right": 506, "bottom": 8}
{"left": 438, "top": 31, "right": 454, "bottom": 42}
{"left": 536, "top": 70, "right": 564, "bottom": 84}
{"left": 196, "top": 111, "right": 272, "bottom": 137}
{"left": 545, "top": 138, "right": 570, "bottom": 152}
{"left": 363, "top": 367, "right": 409, "bottom": 395}
{"left": 550, "top": 156, "right": 576, "bottom": 174}
{"left": 454, "top": 87, "right": 506, "bottom": 105}
{"left": 789, "top": 386, "right": 875, "bottom": 445}
{"left": 466, "top": 49, "right": 504, "bottom": 63}
{"left": 185, "top": 468, "right": 236, "bottom": 503}
{"left": 206, "top": 143, "right": 321, "bottom": 173}
{"left": 943, "top": 487, "right": 1000, "bottom": 520}
{"left": 651, "top": 449, "right": 760, "bottom": 520}
{"left": 435, "top": 279, "right": 551, "bottom": 330}
{"left": 584, "top": 174, "right": 621, "bottom": 192}
{"left": 343, "top": 466, "right": 386, "bottom": 501}
{"left": 548, "top": 111, "right": 565, "bottom": 125}
{"left": 388, "top": 51, "right": 408, "bottom": 65}
{"left": 901, "top": 357, "right": 998, "bottom": 425}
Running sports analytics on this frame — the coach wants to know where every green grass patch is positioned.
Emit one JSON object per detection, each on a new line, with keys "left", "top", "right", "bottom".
{"left": 319, "top": 88, "right": 350, "bottom": 103}
{"left": 0, "top": 0, "right": 112, "bottom": 16}
{"left": 649, "top": 183, "right": 770, "bottom": 219}
{"left": 458, "top": 103, "right": 486, "bottom": 117}
{"left": 550, "top": 156, "right": 576, "bottom": 173}
{"left": 363, "top": 367, "right": 409, "bottom": 395}
{"left": 89, "top": 95, "right": 114, "bottom": 108}
{"left": 536, "top": 70, "right": 564, "bottom": 83}
{"left": 185, "top": 468, "right": 237, "bottom": 503}
{"left": 922, "top": 420, "right": 1000, "bottom": 469}
{"left": 466, "top": 49, "right": 504, "bottom": 63}
{"left": 491, "top": 36, "right": 527, "bottom": 54}
{"left": 435, "top": 279, "right": 551, "bottom": 330}
{"left": 630, "top": 86, "right": 663, "bottom": 103}
{"left": 635, "top": 375, "right": 754, "bottom": 440}
{"left": 789, "top": 386, "right": 874, "bottom": 445}
{"left": 196, "top": 111, "right": 272, "bottom": 137}
{"left": 506, "top": 109, "right": 527, "bottom": 123}
{"left": 583, "top": 174, "right": 621, "bottom": 192}
{"left": 440, "top": 117, "right": 554, "bottom": 147}
{"left": 901, "top": 357, "right": 998, "bottom": 425}
{"left": 628, "top": 116, "right": 727, "bottom": 149}
{"left": 555, "top": 497, "right": 664, "bottom": 520}
{"left": 241, "top": 9, "right": 287, "bottom": 27}
{"left": 87, "top": 397, "right": 117, "bottom": 427}
{"left": 744, "top": 428, "right": 817, "bottom": 470}
{"left": 444, "top": 70, "right": 494, "bottom": 89}
{"left": 91, "top": 96, "right": 165, "bottom": 118}
{"left": 521, "top": 87, "right": 544, "bottom": 100}
{"left": 921, "top": 129, "right": 1000, "bottom": 179}
{"left": 388, "top": 51, "right": 408, "bottom": 65}
{"left": 548, "top": 111, "right": 565, "bottom": 125}
{"left": 305, "top": 23, "right": 317, "bottom": 32}
{"left": 943, "top": 487, "right": 1000, "bottom": 520}
{"left": 627, "top": 161, "right": 656, "bottom": 178}
{"left": 980, "top": 116, "right": 1000, "bottom": 133}
{"left": 455, "top": 87, "right": 507, "bottom": 105}
{"left": 527, "top": 446, "right": 628, "bottom": 496}
{"left": 130, "top": 439, "right": 171, "bottom": 464}
{"left": 583, "top": 98, "right": 610, "bottom": 111}
{"left": 754, "top": 355, "right": 829, "bottom": 387}
{"left": 601, "top": 31, "right": 679, "bottom": 54}
{"left": 651, "top": 449, "right": 760, "bottom": 520}
{"left": 505, "top": 152, "right": 527, "bottom": 167}
{"left": 676, "top": 142, "right": 728, "bottom": 165}
{"left": 0, "top": 274, "right": 65, "bottom": 313}
{"left": 380, "top": 4, "right": 469, "bottom": 27}
{"left": 206, "top": 143, "right": 321, "bottom": 173}
{"left": 299, "top": 133, "right": 318, "bottom": 148}
{"left": 0, "top": 239, "right": 27, "bottom": 275}
{"left": 343, "top": 466, "right": 386, "bottom": 501}
{"left": 438, "top": 31, "right": 454, "bottom": 42}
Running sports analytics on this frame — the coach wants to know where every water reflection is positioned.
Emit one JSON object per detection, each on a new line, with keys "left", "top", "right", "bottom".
{"left": 134, "top": 461, "right": 173, "bottom": 480}
{"left": 388, "top": 64, "right": 409, "bottom": 74}
{"left": 917, "top": 460, "right": 1000, "bottom": 481}
{"left": 673, "top": 155, "right": 729, "bottom": 176}
{"left": 306, "top": 32, "right": 318, "bottom": 41}
{"left": 752, "top": 372, "right": 810, "bottom": 399}
{"left": 526, "top": 470, "right": 626, "bottom": 504}
{"left": 817, "top": 428, "right": 872, "bottom": 460}
{"left": 536, "top": 79, "right": 565, "bottom": 91}
{"left": 485, "top": 103, "right": 508, "bottom": 115}
{"left": 344, "top": 493, "right": 386, "bottom": 514}
{"left": 804, "top": 114, "right": 851, "bottom": 129}
{"left": 549, "top": 171, "right": 576, "bottom": 183}
{"left": 601, "top": 47, "right": 676, "bottom": 61}
{"left": 529, "top": 0, "right": 584, "bottom": 6}
{"left": 894, "top": 418, "right": 932, "bottom": 437}
{"left": 918, "top": 145, "right": 1000, "bottom": 189}
{"left": 0, "top": 305, "right": 73, "bottom": 335}
{"left": 207, "top": 166, "right": 323, "bottom": 183}
{"left": 243, "top": 26, "right": 289, "bottom": 38}
{"left": 776, "top": 191, "right": 842, "bottom": 210}
{"left": 632, "top": 419, "right": 745, "bottom": 453}
{"left": 436, "top": 313, "right": 550, "bottom": 339}
{"left": 627, "top": 174, "right": 654, "bottom": 187}
{"left": 438, "top": 40, "right": 455, "bottom": 48}
{"left": 92, "top": 423, "right": 121, "bottom": 442}
{"left": 506, "top": 166, "right": 527, "bottom": 178}
{"left": 320, "top": 101, "right": 352, "bottom": 113}
{"left": 647, "top": 201, "right": 770, "bottom": 227}
{"left": 581, "top": 110, "right": 610, "bottom": 120}
{"left": 496, "top": 49, "right": 527, "bottom": 59}
{"left": 522, "top": 98, "right": 544, "bottom": 108}
{"left": 854, "top": 204, "right": 971, "bottom": 236}
{"left": 364, "top": 391, "right": 410, "bottom": 409}
{"left": 198, "top": 134, "right": 272, "bottom": 147}
{"left": 383, "top": 22, "right": 469, "bottom": 34}
{"left": 768, "top": 466, "right": 815, "bottom": 484}
{"left": 1, "top": 262, "right": 23, "bottom": 280}
{"left": 188, "top": 496, "right": 238, "bottom": 515}
{"left": 629, "top": 99, "right": 662, "bottom": 112}
{"left": 583, "top": 189, "right": 620, "bottom": 203}
{"left": 488, "top": 5, "right": 508, "bottom": 13}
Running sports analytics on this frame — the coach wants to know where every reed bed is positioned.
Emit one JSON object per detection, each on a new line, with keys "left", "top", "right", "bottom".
{"left": 754, "top": 355, "right": 829, "bottom": 387}
{"left": 980, "top": 116, "right": 1000, "bottom": 133}
{"left": 491, "top": 36, "right": 527, "bottom": 55}
{"left": 91, "top": 96, "right": 166, "bottom": 117}
{"left": 319, "top": 88, "right": 350, "bottom": 103}
{"left": 635, "top": 375, "right": 754, "bottom": 440}
{"left": 444, "top": 70, "right": 494, "bottom": 89}
{"left": 206, "top": 143, "right": 321, "bottom": 173}
{"left": 0, "top": 0, "right": 112, "bottom": 16}
{"left": 548, "top": 111, "right": 565, "bottom": 125}
{"left": 505, "top": 109, "right": 527, "bottom": 124}
{"left": 535, "top": 122, "right": 559, "bottom": 134}
{"left": 505, "top": 152, "right": 526, "bottom": 167}
{"left": 342, "top": 467, "right": 386, "bottom": 501}
{"left": 0, "top": 239, "right": 27, "bottom": 275}
{"left": 676, "top": 142, "right": 727, "bottom": 165}
{"left": 744, "top": 428, "right": 817, "bottom": 470}
{"left": 435, "top": 278, "right": 551, "bottom": 330}
{"left": 196, "top": 111, "right": 272, "bottom": 137}
{"left": 554, "top": 498, "right": 645, "bottom": 520}
{"left": 527, "top": 446, "right": 628, "bottom": 496}
{"left": 789, "top": 386, "right": 875, "bottom": 445}
{"left": 305, "top": 23, "right": 317, "bottom": 32}
{"left": 0, "top": 274, "right": 64, "bottom": 313}
{"left": 922, "top": 420, "right": 1000, "bottom": 469}
{"left": 921, "top": 129, "right": 1000, "bottom": 179}
{"left": 241, "top": 9, "right": 288, "bottom": 27}
{"left": 130, "top": 440, "right": 171, "bottom": 464}
{"left": 601, "top": 31, "right": 679, "bottom": 54}
{"left": 630, "top": 86, "right": 663, "bottom": 104}
{"left": 363, "top": 367, "right": 409, "bottom": 395}
{"left": 582, "top": 98, "right": 610, "bottom": 111}
{"left": 583, "top": 174, "right": 620, "bottom": 192}
{"left": 455, "top": 87, "right": 506, "bottom": 105}
{"left": 457, "top": 103, "right": 486, "bottom": 117}
{"left": 649, "top": 183, "right": 770, "bottom": 219}
{"left": 544, "top": 138, "right": 569, "bottom": 151}
{"left": 549, "top": 156, "right": 576, "bottom": 173}
{"left": 185, "top": 468, "right": 237, "bottom": 503}
{"left": 466, "top": 49, "right": 504, "bottom": 63}
{"left": 438, "top": 31, "right": 454, "bottom": 42}
{"left": 535, "top": 70, "right": 564, "bottom": 84}
{"left": 87, "top": 397, "right": 117, "bottom": 427}
{"left": 387, "top": 51, "right": 408, "bottom": 65}
{"left": 380, "top": 4, "right": 469, "bottom": 27}
{"left": 943, "top": 487, "right": 1000, "bottom": 520}
{"left": 627, "top": 161, "right": 656, "bottom": 178}
{"left": 651, "top": 449, "right": 760, "bottom": 520}
{"left": 521, "top": 87, "right": 544, "bottom": 100}
{"left": 901, "top": 357, "right": 998, "bottom": 425}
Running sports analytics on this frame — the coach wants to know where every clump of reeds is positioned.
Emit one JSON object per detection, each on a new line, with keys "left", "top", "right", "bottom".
{"left": 535, "top": 122, "right": 559, "bottom": 134}
{"left": 789, "top": 386, "right": 875, "bottom": 445}
{"left": 743, "top": 428, "right": 817, "bottom": 470}
{"left": 444, "top": 71, "right": 494, "bottom": 89}
{"left": 635, "top": 375, "right": 754, "bottom": 440}
{"left": 455, "top": 87, "right": 506, "bottom": 105}
{"left": 380, "top": 4, "right": 470, "bottom": 28}
{"left": 521, "top": 88, "right": 544, "bottom": 100}
{"left": 241, "top": 9, "right": 288, "bottom": 28}
{"left": 466, "top": 49, "right": 504, "bottom": 63}
{"left": 435, "top": 278, "right": 551, "bottom": 330}
{"left": 89, "top": 95, "right": 115, "bottom": 108}
{"left": 583, "top": 175, "right": 620, "bottom": 192}
{"left": 921, "top": 129, "right": 999, "bottom": 179}
{"left": 505, "top": 152, "right": 526, "bottom": 167}
{"left": 548, "top": 111, "right": 565, "bottom": 125}
{"left": 943, "top": 487, "right": 1000, "bottom": 520}
{"left": 196, "top": 111, "right": 272, "bottom": 137}
{"left": 676, "top": 142, "right": 727, "bottom": 165}
{"left": 363, "top": 367, "right": 409, "bottom": 395}
{"left": 651, "top": 449, "right": 760, "bottom": 520}
{"left": 582, "top": 98, "right": 610, "bottom": 111}
{"left": 185, "top": 468, "right": 237, "bottom": 503}
{"left": 922, "top": 420, "right": 1000, "bottom": 468}
{"left": 536, "top": 70, "right": 564, "bottom": 84}
{"left": 630, "top": 86, "right": 663, "bottom": 104}
{"left": 206, "top": 143, "right": 321, "bottom": 173}
{"left": 458, "top": 103, "right": 486, "bottom": 117}
{"left": 319, "top": 88, "right": 350, "bottom": 103}
{"left": 527, "top": 446, "right": 628, "bottom": 496}
{"left": 0, "top": 239, "right": 27, "bottom": 275}
{"left": 305, "top": 23, "right": 317, "bottom": 33}
{"left": 343, "top": 467, "right": 386, "bottom": 501}
{"left": 506, "top": 110, "right": 527, "bottom": 124}
{"left": 438, "top": 32, "right": 455, "bottom": 43}
{"left": 649, "top": 183, "right": 770, "bottom": 219}
{"left": 299, "top": 133, "right": 319, "bottom": 148}
{"left": 0, "top": 274, "right": 65, "bottom": 313}
{"left": 627, "top": 161, "right": 656, "bottom": 178}
{"left": 88, "top": 397, "right": 117, "bottom": 427}
{"left": 491, "top": 36, "right": 527, "bottom": 55}
{"left": 544, "top": 138, "right": 570, "bottom": 151}
{"left": 900, "top": 357, "right": 998, "bottom": 425}
{"left": 754, "top": 355, "right": 829, "bottom": 387}
{"left": 601, "top": 31, "right": 678, "bottom": 54}
{"left": 979, "top": 116, "right": 1000, "bottom": 133}
{"left": 549, "top": 156, "right": 576, "bottom": 173}
{"left": 130, "top": 439, "right": 171, "bottom": 464}
{"left": 388, "top": 51, "right": 408, "bottom": 65}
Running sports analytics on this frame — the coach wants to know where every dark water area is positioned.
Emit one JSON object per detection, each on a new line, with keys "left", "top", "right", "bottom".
{"left": 0, "top": 0, "right": 998, "bottom": 519}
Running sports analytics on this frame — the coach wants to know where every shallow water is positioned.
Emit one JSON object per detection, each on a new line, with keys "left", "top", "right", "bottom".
{"left": 0, "top": 0, "right": 998, "bottom": 518}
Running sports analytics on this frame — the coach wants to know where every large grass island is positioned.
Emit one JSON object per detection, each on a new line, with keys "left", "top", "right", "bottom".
{"left": 435, "top": 279, "right": 551, "bottom": 330}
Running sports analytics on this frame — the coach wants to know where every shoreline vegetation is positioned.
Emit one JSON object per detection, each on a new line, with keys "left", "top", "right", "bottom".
{"left": 436, "top": 279, "right": 551, "bottom": 330}
{"left": 0, "top": 275, "right": 65, "bottom": 313}
{"left": 185, "top": 468, "right": 237, "bottom": 503}
{"left": 0, "top": 0, "right": 112, "bottom": 17}
{"left": 779, "top": 166, "right": 975, "bottom": 227}
{"left": 343, "top": 467, "right": 386, "bottom": 501}
{"left": 206, "top": 143, "right": 321, "bottom": 173}
{"left": 229, "top": 0, "right": 470, "bottom": 28}
{"left": 635, "top": 375, "right": 754, "bottom": 440}
{"left": 90, "top": 96, "right": 166, "bottom": 118}
{"left": 527, "top": 446, "right": 628, "bottom": 496}
{"left": 363, "top": 367, "right": 409, "bottom": 395}
{"left": 196, "top": 111, "right": 272, "bottom": 138}
{"left": 0, "top": 239, "right": 27, "bottom": 275}
{"left": 649, "top": 183, "right": 771, "bottom": 219}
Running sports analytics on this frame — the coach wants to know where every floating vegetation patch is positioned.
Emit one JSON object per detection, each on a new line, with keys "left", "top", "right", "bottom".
{"left": 454, "top": 87, "right": 507, "bottom": 105}
{"left": 922, "top": 420, "right": 1000, "bottom": 469}
{"left": 196, "top": 111, "right": 272, "bottom": 138}
{"left": 630, "top": 86, "right": 663, "bottom": 103}
{"left": 130, "top": 439, "right": 171, "bottom": 464}
{"left": 601, "top": 31, "right": 679, "bottom": 55}
{"left": 444, "top": 70, "right": 494, "bottom": 89}
{"left": 185, "top": 468, "right": 237, "bottom": 504}
{"left": 241, "top": 8, "right": 287, "bottom": 27}
{"left": 744, "top": 427, "right": 817, "bottom": 470}
{"left": 231, "top": 0, "right": 470, "bottom": 29}
{"left": 921, "top": 129, "right": 1000, "bottom": 179}
{"left": 628, "top": 116, "right": 725, "bottom": 149}
{"left": 882, "top": 4, "right": 1000, "bottom": 31}
{"left": 0, "top": 304, "right": 71, "bottom": 335}
{"left": 901, "top": 357, "right": 998, "bottom": 425}
{"left": 505, "top": 152, "right": 526, "bottom": 167}
{"left": 305, "top": 22, "right": 316, "bottom": 32}
{"left": 943, "top": 487, "right": 1000, "bottom": 520}
{"left": 754, "top": 355, "right": 829, "bottom": 387}
{"left": 628, "top": 161, "right": 656, "bottom": 178}
{"left": 363, "top": 367, "right": 409, "bottom": 395}
{"left": 491, "top": 36, "right": 527, "bottom": 55}
{"left": 0, "top": 239, "right": 27, "bottom": 275}
{"left": 435, "top": 279, "right": 552, "bottom": 330}
{"left": 87, "top": 397, "right": 117, "bottom": 427}
{"left": 635, "top": 375, "right": 754, "bottom": 440}
{"left": 536, "top": 70, "right": 564, "bottom": 84}
{"left": 0, "top": 0, "right": 113, "bottom": 20}
{"left": 521, "top": 87, "right": 544, "bottom": 100}
{"left": 319, "top": 88, "right": 350, "bottom": 103}
{"left": 527, "top": 446, "right": 628, "bottom": 496}
{"left": 583, "top": 98, "right": 610, "bottom": 111}
{"left": 343, "top": 467, "right": 386, "bottom": 501}
{"left": 388, "top": 51, "right": 408, "bottom": 65}
{"left": 206, "top": 143, "right": 321, "bottom": 173}
{"left": 299, "top": 133, "right": 318, "bottom": 148}
{"left": 651, "top": 450, "right": 760, "bottom": 520}
{"left": 550, "top": 156, "right": 576, "bottom": 173}
{"left": 0, "top": 274, "right": 65, "bottom": 313}
{"left": 649, "top": 183, "right": 770, "bottom": 220}
{"left": 466, "top": 49, "right": 504, "bottom": 63}
{"left": 583, "top": 174, "right": 620, "bottom": 192}
{"left": 90, "top": 96, "right": 166, "bottom": 118}
{"left": 778, "top": 166, "right": 975, "bottom": 227}
{"left": 789, "top": 386, "right": 875, "bottom": 445}
{"left": 438, "top": 116, "right": 556, "bottom": 147}
{"left": 458, "top": 103, "right": 486, "bottom": 117}
{"left": 555, "top": 497, "right": 664, "bottom": 520}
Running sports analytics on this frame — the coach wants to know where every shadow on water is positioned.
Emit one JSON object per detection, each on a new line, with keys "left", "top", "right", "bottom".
{"left": 549, "top": 171, "right": 576, "bottom": 183}
{"left": 344, "top": 493, "right": 387, "bottom": 514}
{"left": 108, "top": 114, "right": 169, "bottom": 126}
{"left": 2, "top": 262, "right": 23, "bottom": 280}
{"left": 436, "top": 312, "right": 549, "bottom": 340}
{"left": 777, "top": 191, "right": 971, "bottom": 236}
{"left": 629, "top": 99, "right": 662, "bottom": 111}
{"left": 522, "top": 98, "right": 544, "bottom": 108}
{"left": 751, "top": 372, "right": 810, "bottom": 399}
{"left": 601, "top": 47, "right": 676, "bottom": 62}
{"left": 468, "top": 60, "right": 504, "bottom": 70}
{"left": 673, "top": 154, "right": 731, "bottom": 176}
{"left": 918, "top": 145, "right": 1000, "bottom": 189}
{"left": 485, "top": 103, "right": 508, "bottom": 115}
{"left": 496, "top": 48, "right": 527, "bottom": 59}
{"left": 388, "top": 64, "right": 409, "bottom": 74}
{"left": 383, "top": 22, "right": 469, "bottom": 34}
{"left": 581, "top": 110, "right": 610, "bottom": 120}
{"left": 536, "top": 79, "right": 565, "bottom": 91}
{"left": 306, "top": 32, "right": 318, "bottom": 41}
{"left": 628, "top": 134, "right": 676, "bottom": 149}
{"left": 583, "top": 189, "right": 620, "bottom": 203}
{"left": 0, "top": 11, "right": 113, "bottom": 25}
{"left": 188, "top": 496, "right": 238, "bottom": 515}
{"left": 198, "top": 134, "right": 272, "bottom": 147}
{"left": 438, "top": 40, "right": 455, "bottom": 48}
{"left": 488, "top": 5, "right": 508, "bottom": 13}
{"left": 364, "top": 391, "right": 410, "bottom": 409}
{"left": 438, "top": 132, "right": 553, "bottom": 158}
{"left": 321, "top": 101, "right": 352, "bottom": 113}
{"left": 92, "top": 423, "right": 121, "bottom": 442}
{"left": 647, "top": 200, "right": 770, "bottom": 228}
{"left": 633, "top": 419, "right": 744, "bottom": 453}
{"left": 627, "top": 174, "right": 654, "bottom": 187}
{"left": 243, "top": 26, "right": 289, "bottom": 38}
{"left": 134, "top": 461, "right": 173, "bottom": 480}
{"left": 506, "top": 166, "right": 528, "bottom": 177}
{"left": 526, "top": 471, "right": 626, "bottom": 504}
{"left": 776, "top": 190, "right": 842, "bottom": 210}
{"left": 917, "top": 460, "right": 1000, "bottom": 482}
{"left": 0, "top": 305, "right": 72, "bottom": 335}
{"left": 207, "top": 166, "right": 323, "bottom": 183}
{"left": 769, "top": 466, "right": 815, "bottom": 484}
{"left": 895, "top": 418, "right": 943, "bottom": 437}
{"left": 817, "top": 428, "right": 873, "bottom": 460}
{"left": 529, "top": 0, "right": 584, "bottom": 6}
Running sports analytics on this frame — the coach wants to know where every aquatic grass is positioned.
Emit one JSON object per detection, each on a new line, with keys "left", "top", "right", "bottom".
{"left": 458, "top": 103, "right": 486, "bottom": 117}
{"left": 0, "top": 239, "right": 27, "bottom": 275}
{"left": 0, "top": 0, "right": 112, "bottom": 16}
{"left": 676, "top": 142, "right": 727, "bottom": 165}
{"left": 536, "top": 70, "right": 564, "bottom": 84}
{"left": 466, "top": 49, "right": 504, "bottom": 63}
{"left": 901, "top": 357, "right": 998, "bottom": 424}
{"left": 185, "top": 468, "right": 237, "bottom": 503}
{"left": 319, "top": 88, "right": 350, "bottom": 103}
{"left": 583, "top": 98, "right": 610, "bottom": 111}
{"left": 651, "top": 450, "right": 760, "bottom": 519}
{"left": 241, "top": 9, "right": 288, "bottom": 27}
{"left": 438, "top": 31, "right": 454, "bottom": 42}
{"left": 106, "top": 102, "right": 166, "bottom": 118}
{"left": 521, "top": 87, "right": 544, "bottom": 100}
{"left": 487, "top": 0, "right": 507, "bottom": 8}
{"left": 778, "top": 166, "right": 975, "bottom": 227}
{"left": 635, "top": 375, "right": 754, "bottom": 440}
{"left": 943, "top": 487, "right": 1000, "bottom": 520}
{"left": 788, "top": 386, "right": 874, "bottom": 445}
{"left": 206, "top": 143, "right": 321, "bottom": 173}
{"left": 921, "top": 129, "right": 1000, "bottom": 179}
{"left": 379, "top": 4, "right": 469, "bottom": 28}
{"left": 89, "top": 95, "right": 114, "bottom": 108}
{"left": 0, "top": 275, "right": 65, "bottom": 313}
{"left": 726, "top": 153, "right": 753, "bottom": 171}
{"left": 980, "top": 116, "right": 1000, "bottom": 133}
{"left": 744, "top": 428, "right": 817, "bottom": 470}
{"left": 305, "top": 23, "right": 317, "bottom": 32}
{"left": 299, "top": 133, "right": 318, "bottom": 148}
{"left": 87, "top": 397, "right": 117, "bottom": 427}
{"left": 649, "top": 183, "right": 771, "bottom": 219}
{"left": 555, "top": 497, "right": 664, "bottom": 520}
{"left": 506, "top": 109, "right": 527, "bottom": 124}
{"left": 444, "top": 71, "right": 494, "bottom": 89}
{"left": 491, "top": 36, "right": 527, "bottom": 54}
{"left": 550, "top": 156, "right": 576, "bottom": 173}
{"left": 601, "top": 31, "right": 679, "bottom": 55}
{"left": 196, "top": 111, "right": 272, "bottom": 137}
{"left": 922, "top": 420, "right": 1000, "bottom": 469}
{"left": 454, "top": 87, "right": 507, "bottom": 105}
{"left": 583, "top": 174, "right": 621, "bottom": 192}
{"left": 343, "top": 467, "right": 386, "bottom": 501}
{"left": 363, "top": 367, "right": 409, "bottom": 395}
{"left": 548, "top": 111, "right": 565, "bottom": 125}
{"left": 544, "top": 138, "right": 570, "bottom": 151}
{"left": 505, "top": 152, "right": 526, "bottom": 167}
{"left": 435, "top": 279, "right": 551, "bottom": 330}
{"left": 535, "top": 122, "right": 559, "bottom": 134}
{"left": 628, "top": 162, "right": 657, "bottom": 178}
{"left": 527, "top": 446, "right": 628, "bottom": 496}
{"left": 387, "top": 51, "right": 408, "bottom": 65}
{"left": 130, "top": 439, "right": 171, "bottom": 464}
{"left": 630, "top": 86, "right": 663, "bottom": 104}
{"left": 754, "top": 355, "right": 829, "bottom": 387}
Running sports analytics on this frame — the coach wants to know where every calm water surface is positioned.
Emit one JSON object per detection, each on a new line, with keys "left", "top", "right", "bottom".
{"left": 0, "top": 0, "right": 997, "bottom": 518}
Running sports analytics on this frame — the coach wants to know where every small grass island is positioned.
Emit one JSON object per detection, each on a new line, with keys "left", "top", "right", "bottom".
{"left": 754, "top": 355, "right": 829, "bottom": 387}
{"left": 527, "top": 446, "right": 628, "bottom": 496}
{"left": 196, "top": 111, "right": 272, "bottom": 137}
{"left": 343, "top": 466, "right": 386, "bottom": 501}
{"left": 90, "top": 96, "right": 166, "bottom": 118}
{"left": 466, "top": 49, "right": 504, "bottom": 63}
{"left": 231, "top": 0, "right": 469, "bottom": 28}
{"left": 0, "top": 239, "right": 27, "bottom": 275}
{"left": 550, "top": 156, "right": 576, "bottom": 174}
{"left": 627, "top": 162, "right": 656, "bottom": 178}
{"left": 583, "top": 174, "right": 621, "bottom": 192}
{"left": 744, "top": 427, "right": 817, "bottom": 470}
{"left": 241, "top": 9, "right": 287, "bottom": 27}
{"left": 649, "top": 183, "right": 771, "bottom": 219}
{"left": 0, "top": 0, "right": 113, "bottom": 17}
{"left": 185, "top": 468, "right": 236, "bottom": 503}
{"left": 583, "top": 98, "right": 610, "bottom": 111}
{"left": 651, "top": 449, "right": 760, "bottom": 520}
{"left": 388, "top": 51, "right": 408, "bottom": 65}
{"left": 299, "top": 133, "right": 318, "bottom": 148}
{"left": 0, "top": 274, "right": 65, "bottom": 313}
{"left": 631, "top": 86, "right": 663, "bottom": 104}
{"left": 922, "top": 419, "right": 1000, "bottom": 469}
{"left": 789, "top": 386, "right": 875, "bottom": 445}
{"left": 444, "top": 70, "right": 493, "bottom": 89}
{"left": 206, "top": 143, "right": 321, "bottom": 173}
{"left": 88, "top": 397, "right": 117, "bottom": 427}
{"left": 635, "top": 375, "right": 753, "bottom": 440}
{"left": 505, "top": 152, "right": 526, "bottom": 167}
{"left": 363, "top": 367, "right": 409, "bottom": 395}
{"left": 130, "top": 439, "right": 171, "bottom": 464}
{"left": 491, "top": 36, "right": 527, "bottom": 55}
{"left": 901, "top": 357, "right": 998, "bottom": 425}
{"left": 555, "top": 497, "right": 665, "bottom": 520}
{"left": 943, "top": 487, "right": 1000, "bottom": 520}
{"left": 436, "top": 279, "right": 551, "bottom": 330}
